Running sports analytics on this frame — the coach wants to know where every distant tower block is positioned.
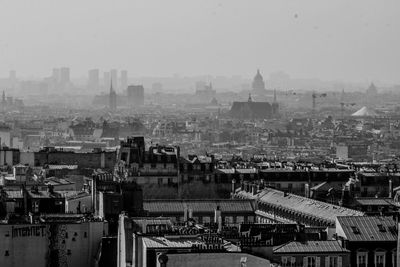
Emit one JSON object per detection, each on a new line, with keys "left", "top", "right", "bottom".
{"left": 120, "top": 70, "right": 128, "bottom": 90}
{"left": 88, "top": 69, "right": 99, "bottom": 91}
{"left": 127, "top": 85, "right": 145, "bottom": 107}
{"left": 110, "top": 69, "right": 118, "bottom": 89}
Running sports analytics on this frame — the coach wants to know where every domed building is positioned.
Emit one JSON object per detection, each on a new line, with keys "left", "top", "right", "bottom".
{"left": 366, "top": 82, "right": 378, "bottom": 96}
{"left": 252, "top": 69, "right": 267, "bottom": 94}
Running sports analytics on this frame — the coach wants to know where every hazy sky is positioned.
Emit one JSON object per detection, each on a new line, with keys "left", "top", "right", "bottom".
{"left": 0, "top": 0, "right": 399, "bottom": 83}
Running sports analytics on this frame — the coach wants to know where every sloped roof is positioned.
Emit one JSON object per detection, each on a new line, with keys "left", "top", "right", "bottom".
{"left": 143, "top": 199, "right": 255, "bottom": 214}
{"left": 236, "top": 188, "right": 364, "bottom": 224}
{"left": 337, "top": 216, "right": 397, "bottom": 242}
{"left": 351, "top": 106, "right": 377, "bottom": 117}
{"left": 274, "top": 241, "right": 349, "bottom": 254}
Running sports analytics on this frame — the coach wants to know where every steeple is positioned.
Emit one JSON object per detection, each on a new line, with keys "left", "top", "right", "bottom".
{"left": 110, "top": 78, "right": 114, "bottom": 93}
{"left": 109, "top": 78, "right": 117, "bottom": 111}
{"left": 248, "top": 93, "right": 253, "bottom": 102}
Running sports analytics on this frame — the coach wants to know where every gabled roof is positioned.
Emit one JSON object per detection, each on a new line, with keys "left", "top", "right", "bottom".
{"left": 336, "top": 216, "right": 397, "bottom": 242}
{"left": 274, "top": 241, "right": 349, "bottom": 254}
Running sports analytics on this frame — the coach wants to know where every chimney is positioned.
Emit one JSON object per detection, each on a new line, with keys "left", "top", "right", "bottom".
{"left": 214, "top": 206, "right": 221, "bottom": 223}
{"left": 188, "top": 208, "right": 193, "bottom": 219}
{"left": 184, "top": 206, "right": 188, "bottom": 222}
{"left": 218, "top": 216, "right": 222, "bottom": 232}
{"left": 252, "top": 184, "right": 257, "bottom": 195}
{"left": 47, "top": 184, "right": 54, "bottom": 194}
{"left": 305, "top": 183, "right": 310, "bottom": 198}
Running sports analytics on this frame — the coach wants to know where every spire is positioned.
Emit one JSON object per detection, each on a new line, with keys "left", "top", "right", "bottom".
{"left": 110, "top": 78, "right": 114, "bottom": 93}
{"left": 248, "top": 93, "right": 252, "bottom": 102}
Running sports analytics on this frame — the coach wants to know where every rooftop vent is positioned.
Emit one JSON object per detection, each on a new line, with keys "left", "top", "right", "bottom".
{"left": 377, "top": 224, "right": 386, "bottom": 232}
{"left": 351, "top": 226, "right": 360, "bottom": 234}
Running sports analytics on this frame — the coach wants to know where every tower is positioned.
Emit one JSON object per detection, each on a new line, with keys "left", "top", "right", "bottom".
{"left": 88, "top": 69, "right": 99, "bottom": 91}
{"left": 272, "top": 89, "right": 279, "bottom": 116}
{"left": 248, "top": 93, "right": 253, "bottom": 102}
{"left": 109, "top": 79, "right": 117, "bottom": 111}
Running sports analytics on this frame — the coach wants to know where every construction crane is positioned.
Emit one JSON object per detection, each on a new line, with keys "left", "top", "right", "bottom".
{"left": 340, "top": 102, "right": 356, "bottom": 119}
{"left": 312, "top": 92, "right": 327, "bottom": 114}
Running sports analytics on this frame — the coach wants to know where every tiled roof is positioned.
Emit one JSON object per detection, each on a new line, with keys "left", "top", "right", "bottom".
{"left": 143, "top": 199, "right": 255, "bottom": 214}
{"left": 274, "top": 241, "right": 349, "bottom": 254}
{"left": 354, "top": 198, "right": 394, "bottom": 206}
{"left": 336, "top": 216, "right": 397, "bottom": 242}
{"left": 236, "top": 188, "right": 364, "bottom": 224}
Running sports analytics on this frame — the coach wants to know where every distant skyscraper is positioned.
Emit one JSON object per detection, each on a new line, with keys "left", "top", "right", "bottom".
{"left": 9, "top": 70, "right": 16, "bottom": 81}
{"left": 127, "top": 85, "right": 145, "bottom": 107}
{"left": 60, "top": 67, "right": 70, "bottom": 85}
{"left": 120, "top": 70, "right": 128, "bottom": 90}
{"left": 109, "top": 80, "right": 117, "bottom": 111}
{"left": 111, "top": 69, "right": 118, "bottom": 89}
{"left": 103, "top": 72, "right": 111, "bottom": 89}
{"left": 88, "top": 69, "right": 100, "bottom": 91}
{"left": 52, "top": 68, "right": 60, "bottom": 83}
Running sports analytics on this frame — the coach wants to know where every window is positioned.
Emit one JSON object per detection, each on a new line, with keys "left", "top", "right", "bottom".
{"left": 326, "top": 256, "right": 342, "bottom": 267}
{"left": 392, "top": 249, "right": 396, "bottom": 267}
{"left": 304, "top": 256, "right": 320, "bottom": 267}
{"left": 375, "top": 250, "right": 386, "bottom": 267}
{"left": 357, "top": 251, "right": 368, "bottom": 267}
{"left": 282, "top": 257, "right": 296, "bottom": 267}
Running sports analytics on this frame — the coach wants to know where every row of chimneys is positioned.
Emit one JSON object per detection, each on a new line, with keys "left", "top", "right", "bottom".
{"left": 240, "top": 180, "right": 265, "bottom": 195}
{"left": 183, "top": 205, "right": 223, "bottom": 232}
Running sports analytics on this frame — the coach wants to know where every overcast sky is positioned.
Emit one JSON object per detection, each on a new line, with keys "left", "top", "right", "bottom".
{"left": 0, "top": 0, "right": 399, "bottom": 83}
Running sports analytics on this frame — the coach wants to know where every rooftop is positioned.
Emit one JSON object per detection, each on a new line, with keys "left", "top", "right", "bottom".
{"left": 143, "top": 199, "right": 255, "bottom": 214}
{"left": 236, "top": 188, "right": 364, "bottom": 224}
{"left": 336, "top": 216, "right": 397, "bottom": 242}
{"left": 274, "top": 241, "right": 349, "bottom": 254}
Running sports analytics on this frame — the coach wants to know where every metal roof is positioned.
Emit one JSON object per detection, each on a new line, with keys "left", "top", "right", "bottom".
{"left": 336, "top": 216, "right": 397, "bottom": 242}
{"left": 274, "top": 241, "right": 349, "bottom": 254}
{"left": 236, "top": 188, "right": 364, "bottom": 224}
{"left": 143, "top": 199, "right": 255, "bottom": 214}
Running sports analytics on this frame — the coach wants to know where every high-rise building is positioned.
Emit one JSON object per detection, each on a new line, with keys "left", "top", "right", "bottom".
{"left": 88, "top": 69, "right": 100, "bottom": 91}
{"left": 103, "top": 72, "right": 111, "bottom": 89}
{"left": 127, "top": 85, "right": 145, "bottom": 107}
{"left": 52, "top": 68, "right": 60, "bottom": 83}
{"left": 110, "top": 69, "right": 118, "bottom": 89}
{"left": 60, "top": 67, "right": 70, "bottom": 85}
{"left": 109, "top": 80, "right": 117, "bottom": 111}
{"left": 120, "top": 70, "right": 128, "bottom": 90}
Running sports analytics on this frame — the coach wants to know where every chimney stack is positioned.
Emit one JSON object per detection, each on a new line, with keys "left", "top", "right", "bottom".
{"left": 214, "top": 206, "right": 221, "bottom": 223}
{"left": 184, "top": 206, "right": 188, "bottom": 222}
{"left": 188, "top": 208, "right": 193, "bottom": 219}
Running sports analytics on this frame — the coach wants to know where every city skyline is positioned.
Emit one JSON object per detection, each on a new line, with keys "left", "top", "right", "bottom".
{"left": 0, "top": 0, "right": 399, "bottom": 83}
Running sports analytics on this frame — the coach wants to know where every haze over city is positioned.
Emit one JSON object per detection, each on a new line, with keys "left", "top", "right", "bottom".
{"left": 1, "top": 0, "right": 399, "bottom": 84}
{"left": 2, "top": 1, "right": 400, "bottom": 267}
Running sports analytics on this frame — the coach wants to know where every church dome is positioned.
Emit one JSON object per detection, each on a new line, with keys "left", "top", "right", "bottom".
{"left": 252, "top": 69, "right": 266, "bottom": 92}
